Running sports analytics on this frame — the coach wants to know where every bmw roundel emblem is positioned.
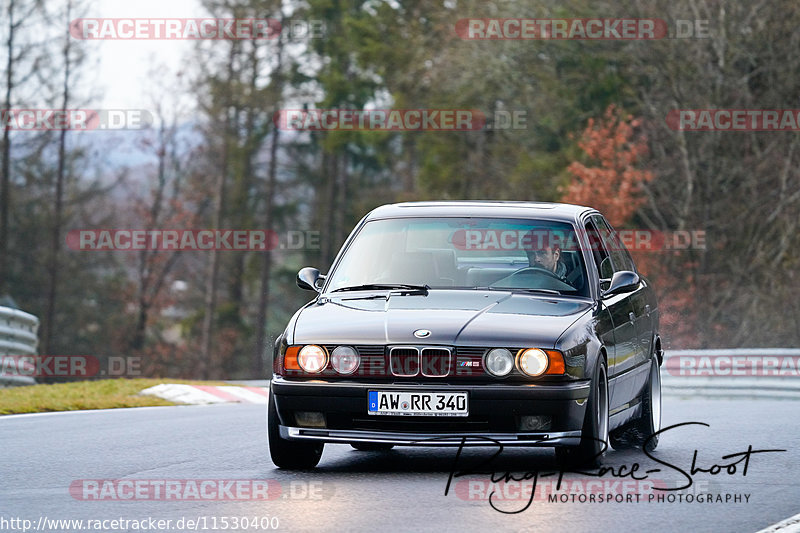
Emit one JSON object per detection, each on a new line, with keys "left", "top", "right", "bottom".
{"left": 414, "top": 329, "right": 431, "bottom": 338}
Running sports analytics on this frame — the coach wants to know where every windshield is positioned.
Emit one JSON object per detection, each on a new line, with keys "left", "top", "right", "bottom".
{"left": 325, "top": 217, "right": 590, "bottom": 296}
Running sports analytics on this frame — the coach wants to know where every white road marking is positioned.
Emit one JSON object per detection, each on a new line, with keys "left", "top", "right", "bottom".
{"left": 756, "top": 512, "right": 800, "bottom": 533}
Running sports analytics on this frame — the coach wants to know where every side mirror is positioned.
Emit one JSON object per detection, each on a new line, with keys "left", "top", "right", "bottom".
{"left": 297, "top": 267, "right": 324, "bottom": 292}
{"left": 602, "top": 270, "right": 640, "bottom": 297}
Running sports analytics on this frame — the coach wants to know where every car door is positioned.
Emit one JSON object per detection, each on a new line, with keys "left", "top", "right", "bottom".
{"left": 593, "top": 216, "right": 652, "bottom": 361}
{"left": 583, "top": 217, "right": 637, "bottom": 413}
{"left": 592, "top": 215, "right": 652, "bottom": 404}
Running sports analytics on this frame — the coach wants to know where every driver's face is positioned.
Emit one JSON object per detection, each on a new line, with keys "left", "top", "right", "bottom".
{"left": 529, "top": 247, "right": 560, "bottom": 272}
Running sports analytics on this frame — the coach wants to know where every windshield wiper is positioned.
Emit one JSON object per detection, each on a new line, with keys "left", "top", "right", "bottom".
{"left": 331, "top": 283, "right": 430, "bottom": 294}
{"left": 484, "top": 287, "right": 562, "bottom": 295}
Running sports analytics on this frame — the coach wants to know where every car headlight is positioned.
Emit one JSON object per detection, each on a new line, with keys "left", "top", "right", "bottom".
{"left": 517, "top": 348, "right": 549, "bottom": 377}
{"left": 330, "top": 345, "right": 360, "bottom": 374}
{"left": 484, "top": 348, "right": 514, "bottom": 377}
{"left": 297, "top": 345, "right": 328, "bottom": 373}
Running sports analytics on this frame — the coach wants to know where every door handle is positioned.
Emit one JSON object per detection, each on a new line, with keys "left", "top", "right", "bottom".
{"left": 645, "top": 305, "right": 651, "bottom": 314}
{"left": 629, "top": 312, "right": 636, "bottom": 322}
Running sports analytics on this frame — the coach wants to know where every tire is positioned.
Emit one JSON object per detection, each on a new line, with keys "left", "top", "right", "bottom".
{"left": 350, "top": 443, "right": 395, "bottom": 451}
{"left": 268, "top": 392, "right": 324, "bottom": 469}
{"left": 556, "top": 358, "right": 609, "bottom": 468}
{"left": 609, "top": 353, "right": 661, "bottom": 452}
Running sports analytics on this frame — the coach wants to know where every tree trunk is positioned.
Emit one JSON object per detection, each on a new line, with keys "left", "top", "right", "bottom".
{"left": 200, "top": 42, "right": 238, "bottom": 379}
{"left": 0, "top": 0, "right": 17, "bottom": 296}
{"left": 254, "top": 21, "right": 285, "bottom": 377}
{"left": 43, "top": 0, "right": 73, "bottom": 356}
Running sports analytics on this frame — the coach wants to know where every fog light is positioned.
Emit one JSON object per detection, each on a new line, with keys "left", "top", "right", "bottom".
{"left": 295, "top": 411, "right": 326, "bottom": 428}
{"left": 484, "top": 348, "right": 514, "bottom": 377}
{"left": 331, "top": 345, "right": 360, "bottom": 374}
{"left": 518, "top": 415, "right": 551, "bottom": 431}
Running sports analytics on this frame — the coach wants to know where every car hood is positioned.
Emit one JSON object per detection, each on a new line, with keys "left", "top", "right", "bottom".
{"left": 292, "top": 290, "right": 592, "bottom": 347}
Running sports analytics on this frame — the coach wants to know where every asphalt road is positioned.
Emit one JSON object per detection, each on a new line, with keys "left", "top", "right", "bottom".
{"left": 1, "top": 397, "right": 798, "bottom": 533}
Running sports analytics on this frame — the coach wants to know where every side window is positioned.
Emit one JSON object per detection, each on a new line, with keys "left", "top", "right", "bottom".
{"left": 591, "top": 216, "right": 636, "bottom": 273}
{"left": 584, "top": 219, "right": 613, "bottom": 280}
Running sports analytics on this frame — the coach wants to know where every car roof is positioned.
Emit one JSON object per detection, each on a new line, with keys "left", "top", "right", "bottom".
{"left": 365, "top": 201, "right": 597, "bottom": 223}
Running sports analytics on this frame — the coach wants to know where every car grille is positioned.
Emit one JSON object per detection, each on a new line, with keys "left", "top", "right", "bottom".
{"left": 420, "top": 348, "right": 451, "bottom": 377}
{"left": 351, "top": 345, "right": 386, "bottom": 376}
{"left": 390, "top": 347, "right": 420, "bottom": 377}
{"left": 388, "top": 346, "right": 452, "bottom": 377}
{"left": 454, "top": 347, "right": 487, "bottom": 376}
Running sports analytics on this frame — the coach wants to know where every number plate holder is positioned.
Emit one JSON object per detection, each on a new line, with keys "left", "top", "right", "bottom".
{"left": 367, "top": 391, "right": 469, "bottom": 417}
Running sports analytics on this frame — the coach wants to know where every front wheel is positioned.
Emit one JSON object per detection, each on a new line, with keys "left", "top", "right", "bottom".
{"left": 556, "top": 358, "right": 609, "bottom": 468}
{"left": 268, "top": 392, "right": 323, "bottom": 469}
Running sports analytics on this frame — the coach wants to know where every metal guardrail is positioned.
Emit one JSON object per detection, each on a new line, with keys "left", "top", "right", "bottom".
{"left": 661, "top": 349, "right": 800, "bottom": 399}
{"left": 0, "top": 305, "right": 39, "bottom": 387}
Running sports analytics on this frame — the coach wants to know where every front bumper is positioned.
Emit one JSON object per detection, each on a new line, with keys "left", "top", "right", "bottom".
{"left": 271, "top": 376, "right": 590, "bottom": 447}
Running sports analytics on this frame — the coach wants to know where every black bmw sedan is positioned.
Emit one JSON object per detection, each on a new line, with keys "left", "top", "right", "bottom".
{"left": 268, "top": 201, "right": 662, "bottom": 468}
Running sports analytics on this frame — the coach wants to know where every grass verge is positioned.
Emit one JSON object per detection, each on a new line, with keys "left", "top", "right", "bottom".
{"left": 0, "top": 378, "right": 233, "bottom": 415}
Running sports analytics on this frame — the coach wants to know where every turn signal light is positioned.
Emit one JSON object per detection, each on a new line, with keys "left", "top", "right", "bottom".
{"left": 284, "top": 345, "right": 301, "bottom": 370}
{"left": 544, "top": 350, "right": 566, "bottom": 375}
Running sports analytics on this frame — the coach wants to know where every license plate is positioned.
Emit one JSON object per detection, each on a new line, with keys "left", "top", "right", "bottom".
{"left": 367, "top": 391, "right": 468, "bottom": 417}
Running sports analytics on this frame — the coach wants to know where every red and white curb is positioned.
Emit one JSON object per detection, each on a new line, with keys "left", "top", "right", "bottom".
{"left": 140, "top": 384, "right": 268, "bottom": 405}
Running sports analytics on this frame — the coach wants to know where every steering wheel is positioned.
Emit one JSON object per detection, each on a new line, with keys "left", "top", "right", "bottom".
{"left": 490, "top": 266, "right": 565, "bottom": 287}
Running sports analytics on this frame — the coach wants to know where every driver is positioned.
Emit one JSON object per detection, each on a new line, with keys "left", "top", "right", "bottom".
{"left": 526, "top": 245, "right": 568, "bottom": 282}
{"left": 523, "top": 229, "right": 569, "bottom": 282}
{"left": 489, "top": 228, "right": 575, "bottom": 289}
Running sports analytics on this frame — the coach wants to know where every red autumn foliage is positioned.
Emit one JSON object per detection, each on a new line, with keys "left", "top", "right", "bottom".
{"left": 563, "top": 105, "right": 699, "bottom": 348}
{"left": 562, "top": 105, "right": 654, "bottom": 226}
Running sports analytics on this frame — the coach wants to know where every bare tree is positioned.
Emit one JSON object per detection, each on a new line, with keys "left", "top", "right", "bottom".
{"left": 254, "top": 15, "right": 286, "bottom": 377}
{"left": 0, "top": 0, "right": 42, "bottom": 295}
{"left": 42, "top": 0, "right": 88, "bottom": 355}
